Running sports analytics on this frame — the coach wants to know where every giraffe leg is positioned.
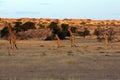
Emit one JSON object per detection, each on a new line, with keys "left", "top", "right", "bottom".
{"left": 8, "top": 42, "right": 12, "bottom": 56}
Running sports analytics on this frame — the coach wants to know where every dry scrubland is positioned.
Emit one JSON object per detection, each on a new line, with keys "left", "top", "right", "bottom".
{"left": 0, "top": 38, "right": 120, "bottom": 80}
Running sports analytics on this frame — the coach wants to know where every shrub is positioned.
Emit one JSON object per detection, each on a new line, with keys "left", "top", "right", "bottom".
{"left": 18, "top": 29, "right": 52, "bottom": 40}
{"left": 47, "top": 22, "right": 68, "bottom": 40}
{"left": 13, "top": 21, "right": 22, "bottom": 33}
{"left": 77, "top": 28, "right": 90, "bottom": 38}
{"left": 94, "top": 27, "right": 116, "bottom": 42}
{"left": 1, "top": 27, "right": 9, "bottom": 38}
{"left": 21, "top": 22, "right": 36, "bottom": 31}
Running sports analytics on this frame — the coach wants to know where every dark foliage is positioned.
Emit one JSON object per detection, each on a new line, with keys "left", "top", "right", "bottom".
{"left": 1, "top": 22, "right": 36, "bottom": 38}
{"left": 13, "top": 22, "right": 22, "bottom": 33}
{"left": 47, "top": 22, "right": 69, "bottom": 40}
{"left": 94, "top": 27, "right": 116, "bottom": 42}
{"left": 61, "top": 24, "right": 69, "bottom": 37}
{"left": 1, "top": 27, "right": 9, "bottom": 38}
{"left": 21, "top": 22, "right": 36, "bottom": 31}
{"left": 77, "top": 28, "right": 90, "bottom": 38}
{"left": 94, "top": 28, "right": 101, "bottom": 37}
{"left": 83, "top": 28, "right": 90, "bottom": 38}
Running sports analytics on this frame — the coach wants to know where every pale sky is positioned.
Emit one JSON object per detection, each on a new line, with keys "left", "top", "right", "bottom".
{"left": 0, "top": 0, "right": 120, "bottom": 20}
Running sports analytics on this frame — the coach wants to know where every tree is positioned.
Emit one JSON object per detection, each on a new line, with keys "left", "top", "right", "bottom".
{"left": 70, "top": 27, "right": 77, "bottom": 33}
{"left": 46, "top": 22, "right": 59, "bottom": 40}
{"left": 1, "top": 27, "right": 9, "bottom": 38}
{"left": 94, "top": 27, "right": 116, "bottom": 42}
{"left": 21, "top": 22, "right": 36, "bottom": 31}
{"left": 61, "top": 23, "right": 69, "bottom": 37}
{"left": 80, "top": 21, "right": 86, "bottom": 25}
{"left": 83, "top": 28, "right": 90, "bottom": 38}
{"left": 47, "top": 22, "right": 67, "bottom": 40}
{"left": 94, "top": 28, "right": 101, "bottom": 38}
{"left": 13, "top": 21, "right": 22, "bottom": 33}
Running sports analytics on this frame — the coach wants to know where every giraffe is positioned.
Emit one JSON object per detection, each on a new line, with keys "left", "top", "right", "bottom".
{"left": 55, "top": 34, "right": 62, "bottom": 48}
{"left": 5, "top": 22, "right": 18, "bottom": 55}
{"left": 8, "top": 23, "right": 18, "bottom": 49}
{"left": 103, "top": 31, "right": 109, "bottom": 49}
{"left": 68, "top": 28, "right": 76, "bottom": 47}
{"left": 99, "top": 27, "right": 115, "bottom": 48}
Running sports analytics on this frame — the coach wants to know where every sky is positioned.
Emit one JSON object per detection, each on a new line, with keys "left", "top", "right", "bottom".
{"left": 0, "top": 0, "right": 120, "bottom": 20}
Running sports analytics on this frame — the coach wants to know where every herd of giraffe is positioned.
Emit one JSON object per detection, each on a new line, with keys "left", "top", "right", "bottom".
{"left": 1, "top": 22, "right": 114, "bottom": 56}
{"left": 1, "top": 21, "right": 77, "bottom": 55}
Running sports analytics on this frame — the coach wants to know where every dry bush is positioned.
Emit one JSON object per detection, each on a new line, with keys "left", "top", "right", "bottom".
{"left": 17, "top": 29, "right": 52, "bottom": 40}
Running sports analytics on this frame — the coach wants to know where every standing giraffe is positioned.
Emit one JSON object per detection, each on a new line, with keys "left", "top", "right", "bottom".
{"left": 5, "top": 22, "right": 18, "bottom": 55}
{"left": 99, "top": 27, "right": 115, "bottom": 49}
{"left": 68, "top": 28, "right": 76, "bottom": 47}
{"left": 8, "top": 23, "right": 18, "bottom": 49}
{"left": 55, "top": 34, "right": 62, "bottom": 48}
{"left": 103, "top": 31, "right": 109, "bottom": 49}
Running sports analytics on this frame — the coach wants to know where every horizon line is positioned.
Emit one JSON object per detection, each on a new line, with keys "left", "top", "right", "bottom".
{"left": 0, "top": 17, "right": 120, "bottom": 21}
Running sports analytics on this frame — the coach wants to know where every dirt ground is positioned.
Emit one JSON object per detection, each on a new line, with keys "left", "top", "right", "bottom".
{"left": 0, "top": 38, "right": 120, "bottom": 80}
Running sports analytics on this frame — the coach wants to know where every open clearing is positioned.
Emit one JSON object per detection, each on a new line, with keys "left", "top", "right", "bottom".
{"left": 0, "top": 38, "right": 120, "bottom": 80}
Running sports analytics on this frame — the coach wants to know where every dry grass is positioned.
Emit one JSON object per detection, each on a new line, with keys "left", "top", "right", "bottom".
{"left": 0, "top": 38, "right": 120, "bottom": 80}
